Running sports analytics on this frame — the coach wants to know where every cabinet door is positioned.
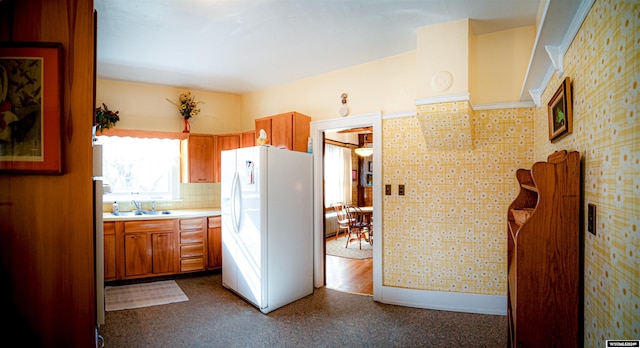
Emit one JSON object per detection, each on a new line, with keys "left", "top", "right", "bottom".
{"left": 255, "top": 112, "right": 310, "bottom": 152}
{"left": 291, "top": 112, "right": 311, "bottom": 152}
{"left": 207, "top": 216, "right": 222, "bottom": 269}
{"left": 271, "top": 114, "right": 293, "bottom": 150}
{"left": 104, "top": 222, "right": 117, "bottom": 280}
{"left": 255, "top": 118, "right": 271, "bottom": 145}
{"left": 241, "top": 130, "right": 255, "bottom": 147}
{"left": 152, "top": 232, "right": 175, "bottom": 274}
{"left": 214, "top": 134, "right": 240, "bottom": 182}
{"left": 124, "top": 233, "right": 152, "bottom": 277}
{"left": 182, "top": 134, "right": 214, "bottom": 183}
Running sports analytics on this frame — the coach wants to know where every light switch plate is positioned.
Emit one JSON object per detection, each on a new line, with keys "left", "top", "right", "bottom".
{"left": 398, "top": 184, "right": 405, "bottom": 196}
{"left": 588, "top": 203, "right": 596, "bottom": 235}
{"left": 385, "top": 185, "right": 391, "bottom": 195}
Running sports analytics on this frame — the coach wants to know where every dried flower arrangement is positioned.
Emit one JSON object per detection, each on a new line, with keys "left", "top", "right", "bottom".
{"left": 166, "top": 90, "right": 203, "bottom": 120}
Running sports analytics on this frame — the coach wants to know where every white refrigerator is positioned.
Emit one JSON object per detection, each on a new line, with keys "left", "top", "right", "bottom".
{"left": 221, "top": 145, "right": 313, "bottom": 314}
{"left": 92, "top": 128, "right": 105, "bottom": 327}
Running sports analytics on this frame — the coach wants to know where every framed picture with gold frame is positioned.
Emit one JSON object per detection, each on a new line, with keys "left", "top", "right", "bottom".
{"left": 547, "top": 77, "right": 572, "bottom": 143}
{"left": 0, "top": 42, "right": 63, "bottom": 175}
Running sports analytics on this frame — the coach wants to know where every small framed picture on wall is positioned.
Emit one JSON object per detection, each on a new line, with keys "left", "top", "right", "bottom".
{"left": 547, "top": 77, "right": 573, "bottom": 143}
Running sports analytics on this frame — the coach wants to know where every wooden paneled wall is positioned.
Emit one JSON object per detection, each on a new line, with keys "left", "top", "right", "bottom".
{"left": 0, "top": 0, "right": 96, "bottom": 346}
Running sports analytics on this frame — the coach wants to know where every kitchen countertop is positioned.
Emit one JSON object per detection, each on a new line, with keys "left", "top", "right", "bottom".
{"left": 103, "top": 208, "right": 221, "bottom": 222}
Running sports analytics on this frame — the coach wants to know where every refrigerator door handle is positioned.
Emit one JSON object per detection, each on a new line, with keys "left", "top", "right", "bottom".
{"left": 231, "top": 171, "right": 241, "bottom": 234}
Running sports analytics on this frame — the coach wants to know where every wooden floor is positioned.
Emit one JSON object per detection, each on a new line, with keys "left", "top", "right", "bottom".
{"left": 325, "top": 236, "right": 373, "bottom": 295}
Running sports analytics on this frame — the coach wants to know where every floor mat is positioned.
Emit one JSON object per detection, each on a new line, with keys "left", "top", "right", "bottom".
{"left": 105, "top": 280, "right": 188, "bottom": 311}
{"left": 326, "top": 236, "right": 372, "bottom": 259}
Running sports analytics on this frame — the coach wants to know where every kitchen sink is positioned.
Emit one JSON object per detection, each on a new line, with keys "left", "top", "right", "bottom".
{"left": 112, "top": 210, "right": 171, "bottom": 216}
{"left": 142, "top": 211, "right": 172, "bottom": 215}
{"left": 112, "top": 211, "right": 135, "bottom": 216}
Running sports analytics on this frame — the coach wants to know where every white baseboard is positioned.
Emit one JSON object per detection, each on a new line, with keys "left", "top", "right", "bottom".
{"left": 376, "top": 285, "right": 507, "bottom": 316}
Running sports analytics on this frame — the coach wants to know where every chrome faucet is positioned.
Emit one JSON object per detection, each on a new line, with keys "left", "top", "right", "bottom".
{"left": 131, "top": 200, "right": 142, "bottom": 212}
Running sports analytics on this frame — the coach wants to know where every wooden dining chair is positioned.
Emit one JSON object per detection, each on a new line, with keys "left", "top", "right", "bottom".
{"left": 344, "top": 205, "right": 371, "bottom": 249}
{"left": 332, "top": 202, "right": 351, "bottom": 240}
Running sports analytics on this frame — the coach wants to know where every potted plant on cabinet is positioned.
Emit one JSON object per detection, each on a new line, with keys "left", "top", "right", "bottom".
{"left": 95, "top": 103, "right": 120, "bottom": 134}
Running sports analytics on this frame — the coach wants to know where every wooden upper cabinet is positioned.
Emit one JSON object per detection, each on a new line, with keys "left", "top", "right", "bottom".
{"left": 254, "top": 112, "right": 311, "bottom": 152}
{"left": 214, "top": 134, "right": 240, "bottom": 182}
{"left": 241, "top": 130, "right": 256, "bottom": 148}
{"left": 255, "top": 118, "right": 271, "bottom": 144}
{"left": 181, "top": 134, "right": 214, "bottom": 183}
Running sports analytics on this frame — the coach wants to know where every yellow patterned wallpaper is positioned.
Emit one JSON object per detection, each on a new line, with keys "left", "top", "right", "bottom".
{"left": 534, "top": 0, "right": 639, "bottom": 343}
{"left": 416, "top": 102, "right": 473, "bottom": 150}
{"left": 382, "top": 103, "right": 533, "bottom": 296}
{"left": 383, "top": 1, "right": 638, "bottom": 342}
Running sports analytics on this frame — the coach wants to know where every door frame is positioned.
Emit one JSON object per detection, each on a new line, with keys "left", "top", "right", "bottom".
{"left": 310, "top": 112, "right": 382, "bottom": 300}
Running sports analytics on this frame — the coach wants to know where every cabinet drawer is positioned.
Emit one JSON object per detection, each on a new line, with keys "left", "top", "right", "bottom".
{"left": 104, "top": 222, "right": 115, "bottom": 235}
{"left": 125, "top": 220, "right": 174, "bottom": 233}
{"left": 180, "top": 218, "right": 204, "bottom": 230}
{"left": 181, "top": 244, "right": 204, "bottom": 258}
{"left": 181, "top": 257, "right": 204, "bottom": 272}
{"left": 180, "top": 230, "right": 204, "bottom": 244}
{"left": 208, "top": 216, "right": 221, "bottom": 228}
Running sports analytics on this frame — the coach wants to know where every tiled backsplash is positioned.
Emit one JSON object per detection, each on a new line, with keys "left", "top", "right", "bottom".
{"left": 102, "top": 183, "right": 220, "bottom": 212}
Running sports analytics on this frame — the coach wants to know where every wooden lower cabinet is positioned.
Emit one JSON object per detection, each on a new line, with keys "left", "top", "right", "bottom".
{"left": 153, "top": 232, "right": 176, "bottom": 274}
{"left": 207, "top": 216, "right": 222, "bottom": 269}
{"left": 179, "top": 218, "right": 206, "bottom": 272}
{"left": 103, "top": 222, "right": 117, "bottom": 281}
{"left": 124, "top": 233, "right": 152, "bottom": 277}
{"left": 105, "top": 215, "right": 220, "bottom": 281}
{"left": 124, "top": 232, "right": 176, "bottom": 276}
{"left": 121, "top": 220, "right": 177, "bottom": 279}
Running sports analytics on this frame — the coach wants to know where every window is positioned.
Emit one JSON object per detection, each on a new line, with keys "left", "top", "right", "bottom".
{"left": 98, "top": 136, "right": 181, "bottom": 202}
{"left": 324, "top": 143, "right": 352, "bottom": 207}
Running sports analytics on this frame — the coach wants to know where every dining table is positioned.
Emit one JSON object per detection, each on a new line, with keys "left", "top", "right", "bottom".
{"left": 359, "top": 206, "right": 373, "bottom": 213}
{"left": 357, "top": 206, "right": 373, "bottom": 245}
{"left": 357, "top": 206, "right": 373, "bottom": 225}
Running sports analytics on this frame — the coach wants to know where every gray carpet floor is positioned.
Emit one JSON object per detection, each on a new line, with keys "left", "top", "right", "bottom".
{"left": 99, "top": 272, "right": 507, "bottom": 347}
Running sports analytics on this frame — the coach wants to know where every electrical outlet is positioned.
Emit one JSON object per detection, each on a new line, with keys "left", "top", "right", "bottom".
{"left": 398, "top": 184, "right": 405, "bottom": 196}
{"left": 588, "top": 203, "right": 596, "bottom": 235}
{"left": 385, "top": 185, "right": 391, "bottom": 195}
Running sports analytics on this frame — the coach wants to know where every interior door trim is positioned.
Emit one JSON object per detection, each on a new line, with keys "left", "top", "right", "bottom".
{"left": 310, "top": 112, "right": 382, "bottom": 301}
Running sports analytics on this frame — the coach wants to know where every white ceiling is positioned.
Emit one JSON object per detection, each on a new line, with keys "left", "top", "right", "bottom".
{"left": 95, "top": 0, "right": 543, "bottom": 94}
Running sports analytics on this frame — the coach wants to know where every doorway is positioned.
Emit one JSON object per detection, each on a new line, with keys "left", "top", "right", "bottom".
{"left": 310, "top": 112, "right": 382, "bottom": 299}
{"left": 324, "top": 128, "right": 373, "bottom": 295}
